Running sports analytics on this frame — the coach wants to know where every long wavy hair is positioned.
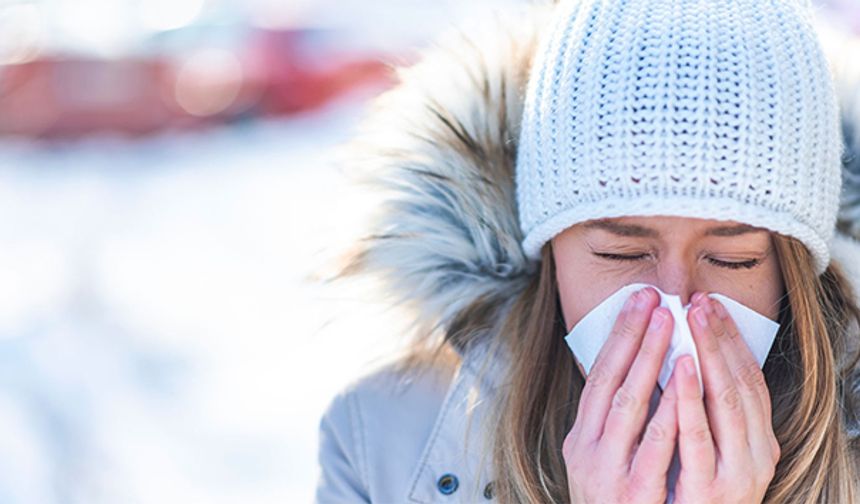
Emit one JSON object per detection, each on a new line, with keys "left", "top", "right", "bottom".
{"left": 452, "top": 231, "right": 860, "bottom": 503}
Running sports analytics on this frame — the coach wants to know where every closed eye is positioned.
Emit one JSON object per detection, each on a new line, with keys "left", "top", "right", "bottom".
{"left": 593, "top": 252, "right": 761, "bottom": 270}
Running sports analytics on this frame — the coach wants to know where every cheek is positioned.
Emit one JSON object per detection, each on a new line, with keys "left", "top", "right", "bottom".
{"left": 554, "top": 255, "right": 644, "bottom": 332}
{"left": 555, "top": 268, "right": 623, "bottom": 332}
{"left": 706, "top": 272, "right": 784, "bottom": 321}
{"left": 744, "top": 279, "right": 784, "bottom": 321}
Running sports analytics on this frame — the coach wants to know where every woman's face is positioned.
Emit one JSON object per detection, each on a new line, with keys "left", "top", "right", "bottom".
{"left": 551, "top": 215, "right": 785, "bottom": 332}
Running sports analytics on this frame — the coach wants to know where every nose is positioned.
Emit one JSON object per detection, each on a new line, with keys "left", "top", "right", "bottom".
{"left": 651, "top": 260, "right": 701, "bottom": 306}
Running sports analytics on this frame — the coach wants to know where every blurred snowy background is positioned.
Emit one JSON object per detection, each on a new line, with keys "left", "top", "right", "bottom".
{"left": 0, "top": 0, "right": 857, "bottom": 503}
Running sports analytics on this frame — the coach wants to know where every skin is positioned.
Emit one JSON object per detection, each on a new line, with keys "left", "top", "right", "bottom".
{"left": 553, "top": 215, "right": 785, "bottom": 503}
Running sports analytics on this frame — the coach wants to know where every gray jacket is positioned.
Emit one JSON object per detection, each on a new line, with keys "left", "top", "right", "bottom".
{"left": 313, "top": 1, "right": 860, "bottom": 501}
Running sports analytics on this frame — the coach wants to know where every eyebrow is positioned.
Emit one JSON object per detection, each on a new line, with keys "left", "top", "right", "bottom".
{"left": 582, "top": 219, "right": 767, "bottom": 238}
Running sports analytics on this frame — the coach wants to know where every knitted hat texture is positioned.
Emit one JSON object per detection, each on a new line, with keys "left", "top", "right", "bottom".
{"left": 515, "top": 0, "right": 844, "bottom": 274}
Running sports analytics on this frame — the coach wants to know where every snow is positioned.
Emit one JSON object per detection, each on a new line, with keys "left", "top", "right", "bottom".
{"left": 0, "top": 91, "right": 413, "bottom": 503}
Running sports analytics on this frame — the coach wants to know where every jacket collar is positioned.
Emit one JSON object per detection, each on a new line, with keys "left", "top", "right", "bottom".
{"left": 406, "top": 336, "right": 508, "bottom": 503}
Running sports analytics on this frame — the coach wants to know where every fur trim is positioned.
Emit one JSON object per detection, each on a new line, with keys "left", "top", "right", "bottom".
{"left": 324, "top": 1, "right": 860, "bottom": 354}
{"left": 324, "top": 1, "right": 554, "bottom": 353}
{"left": 825, "top": 26, "right": 860, "bottom": 239}
{"left": 815, "top": 16, "right": 860, "bottom": 238}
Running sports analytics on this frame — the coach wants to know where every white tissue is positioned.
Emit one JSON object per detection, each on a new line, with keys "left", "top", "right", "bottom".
{"left": 564, "top": 282, "right": 780, "bottom": 392}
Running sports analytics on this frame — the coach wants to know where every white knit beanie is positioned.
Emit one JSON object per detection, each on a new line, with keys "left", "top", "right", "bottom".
{"left": 515, "top": 0, "right": 844, "bottom": 275}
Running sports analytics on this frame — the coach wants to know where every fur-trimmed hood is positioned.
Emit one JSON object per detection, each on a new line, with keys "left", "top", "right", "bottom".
{"left": 326, "top": 0, "right": 860, "bottom": 358}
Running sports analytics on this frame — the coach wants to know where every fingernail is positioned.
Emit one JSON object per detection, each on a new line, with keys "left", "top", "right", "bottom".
{"left": 635, "top": 288, "right": 651, "bottom": 310}
{"left": 683, "top": 357, "right": 696, "bottom": 376}
{"left": 691, "top": 292, "right": 704, "bottom": 304}
{"left": 650, "top": 309, "right": 666, "bottom": 329}
{"left": 701, "top": 298, "right": 714, "bottom": 315}
{"left": 693, "top": 306, "right": 708, "bottom": 327}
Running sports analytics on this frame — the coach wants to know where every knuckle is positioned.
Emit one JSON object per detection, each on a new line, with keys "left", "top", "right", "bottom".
{"left": 725, "top": 325, "right": 742, "bottom": 341}
{"left": 611, "top": 386, "right": 639, "bottom": 413}
{"left": 711, "top": 320, "right": 728, "bottom": 339}
{"left": 702, "top": 333, "right": 720, "bottom": 353}
{"left": 738, "top": 362, "right": 766, "bottom": 390}
{"left": 685, "top": 422, "right": 712, "bottom": 444}
{"left": 586, "top": 363, "right": 611, "bottom": 389}
{"left": 619, "top": 315, "right": 642, "bottom": 339}
{"left": 638, "top": 339, "right": 657, "bottom": 359}
{"left": 719, "top": 386, "right": 742, "bottom": 411}
{"left": 644, "top": 419, "right": 668, "bottom": 443}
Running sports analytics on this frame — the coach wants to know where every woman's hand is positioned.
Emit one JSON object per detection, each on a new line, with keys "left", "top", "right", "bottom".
{"left": 672, "top": 294, "right": 780, "bottom": 504}
{"left": 563, "top": 287, "right": 680, "bottom": 503}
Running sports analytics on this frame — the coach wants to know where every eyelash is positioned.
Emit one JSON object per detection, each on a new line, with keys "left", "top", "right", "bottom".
{"left": 594, "top": 253, "right": 761, "bottom": 270}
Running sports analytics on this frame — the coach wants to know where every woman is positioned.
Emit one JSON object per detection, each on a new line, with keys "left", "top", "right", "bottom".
{"left": 314, "top": 0, "right": 860, "bottom": 502}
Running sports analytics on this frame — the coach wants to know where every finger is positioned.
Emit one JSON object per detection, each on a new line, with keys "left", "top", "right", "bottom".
{"left": 688, "top": 301, "right": 748, "bottom": 464}
{"left": 601, "top": 305, "right": 673, "bottom": 464}
{"left": 676, "top": 354, "right": 716, "bottom": 485}
{"left": 630, "top": 373, "right": 679, "bottom": 491}
{"left": 569, "top": 288, "right": 640, "bottom": 441}
{"left": 709, "top": 297, "right": 779, "bottom": 466}
{"left": 574, "top": 287, "right": 659, "bottom": 444}
{"left": 710, "top": 297, "right": 772, "bottom": 415}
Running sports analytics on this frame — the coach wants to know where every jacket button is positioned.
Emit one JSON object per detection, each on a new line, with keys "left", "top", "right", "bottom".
{"left": 436, "top": 473, "right": 459, "bottom": 495}
{"left": 483, "top": 480, "right": 495, "bottom": 499}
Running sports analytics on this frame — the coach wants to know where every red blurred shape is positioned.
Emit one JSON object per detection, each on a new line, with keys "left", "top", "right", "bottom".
{"left": 244, "top": 27, "right": 396, "bottom": 117}
{"left": 0, "top": 58, "right": 179, "bottom": 139}
{"left": 0, "top": 27, "right": 398, "bottom": 140}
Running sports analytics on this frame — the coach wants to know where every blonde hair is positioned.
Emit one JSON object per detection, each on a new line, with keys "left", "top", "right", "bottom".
{"left": 463, "top": 232, "right": 860, "bottom": 503}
